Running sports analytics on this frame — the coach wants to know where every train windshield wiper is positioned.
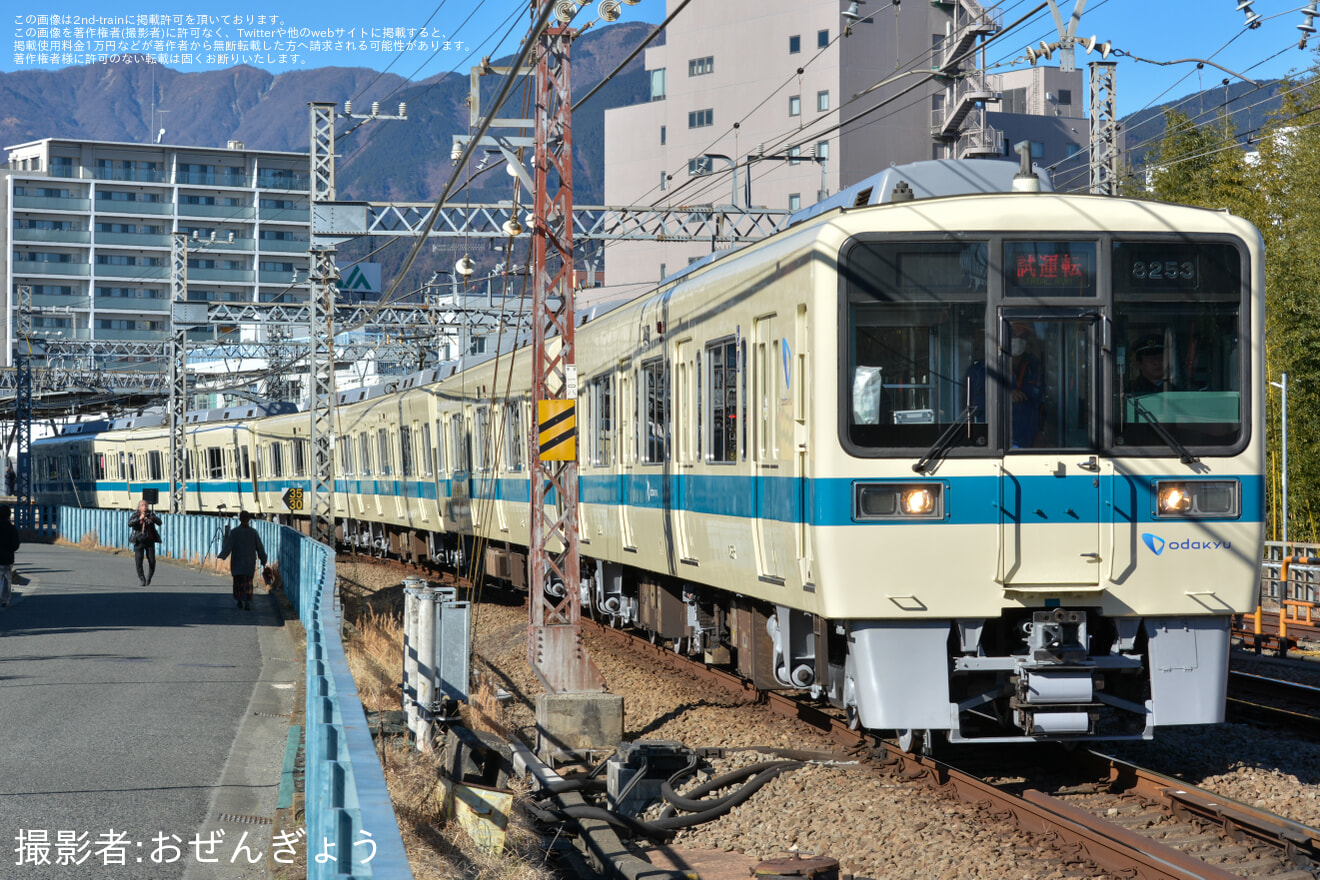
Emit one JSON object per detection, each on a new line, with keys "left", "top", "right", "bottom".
{"left": 913, "top": 405, "right": 976, "bottom": 474}
{"left": 1129, "top": 396, "right": 1200, "bottom": 466}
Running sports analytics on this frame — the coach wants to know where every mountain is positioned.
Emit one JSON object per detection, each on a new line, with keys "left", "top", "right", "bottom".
{"left": 0, "top": 22, "right": 656, "bottom": 290}
{"left": 1119, "top": 78, "right": 1287, "bottom": 170}
{"left": 0, "top": 20, "right": 655, "bottom": 205}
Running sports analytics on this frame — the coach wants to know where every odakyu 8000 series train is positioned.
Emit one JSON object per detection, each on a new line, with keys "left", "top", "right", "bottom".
{"left": 34, "top": 160, "right": 1265, "bottom": 748}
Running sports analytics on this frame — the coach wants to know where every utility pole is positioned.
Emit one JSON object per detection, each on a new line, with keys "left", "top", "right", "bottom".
{"left": 307, "top": 99, "right": 406, "bottom": 544}
{"left": 13, "top": 285, "right": 32, "bottom": 532}
{"left": 1089, "top": 61, "right": 1118, "bottom": 195}
{"left": 168, "top": 233, "right": 188, "bottom": 514}
{"left": 526, "top": 0, "right": 620, "bottom": 758}
{"left": 308, "top": 101, "right": 340, "bottom": 545}
{"left": 527, "top": 9, "right": 604, "bottom": 694}
{"left": 1272, "top": 373, "right": 1289, "bottom": 545}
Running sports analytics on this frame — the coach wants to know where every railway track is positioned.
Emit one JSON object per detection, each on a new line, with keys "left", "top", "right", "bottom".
{"left": 342, "top": 561, "right": 1320, "bottom": 879}
{"left": 883, "top": 745, "right": 1320, "bottom": 880}
{"left": 579, "top": 615, "right": 1320, "bottom": 880}
{"left": 1227, "top": 670, "right": 1320, "bottom": 735}
{"left": 1234, "top": 612, "right": 1320, "bottom": 656}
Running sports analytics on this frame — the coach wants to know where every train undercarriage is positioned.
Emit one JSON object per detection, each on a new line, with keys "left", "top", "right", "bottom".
{"left": 311, "top": 520, "right": 1229, "bottom": 747}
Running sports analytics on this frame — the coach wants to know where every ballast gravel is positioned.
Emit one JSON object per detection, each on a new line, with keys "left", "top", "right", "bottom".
{"left": 460, "top": 592, "right": 1320, "bottom": 879}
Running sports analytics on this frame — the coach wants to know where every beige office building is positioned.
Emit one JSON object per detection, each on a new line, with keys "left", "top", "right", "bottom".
{"left": 604, "top": 0, "right": 1087, "bottom": 285}
{"left": 3, "top": 137, "right": 312, "bottom": 367}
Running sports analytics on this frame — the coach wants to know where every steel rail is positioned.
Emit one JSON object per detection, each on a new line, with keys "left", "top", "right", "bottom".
{"left": 1079, "top": 750, "right": 1320, "bottom": 869}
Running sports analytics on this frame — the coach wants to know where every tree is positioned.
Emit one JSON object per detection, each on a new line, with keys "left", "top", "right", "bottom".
{"left": 1146, "top": 76, "right": 1320, "bottom": 542}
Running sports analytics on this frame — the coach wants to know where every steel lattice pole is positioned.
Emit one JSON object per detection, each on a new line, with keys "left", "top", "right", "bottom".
{"left": 14, "top": 285, "right": 32, "bottom": 531}
{"left": 307, "top": 245, "right": 337, "bottom": 545}
{"left": 169, "top": 233, "right": 189, "bottom": 514}
{"left": 526, "top": 16, "right": 603, "bottom": 694}
{"left": 1089, "top": 61, "right": 1119, "bottom": 195}
{"left": 307, "top": 101, "right": 339, "bottom": 545}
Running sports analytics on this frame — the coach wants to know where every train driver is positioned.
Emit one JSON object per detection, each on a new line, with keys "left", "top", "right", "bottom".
{"left": 1009, "top": 322, "right": 1044, "bottom": 448}
{"left": 1128, "top": 333, "right": 1178, "bottom": 395}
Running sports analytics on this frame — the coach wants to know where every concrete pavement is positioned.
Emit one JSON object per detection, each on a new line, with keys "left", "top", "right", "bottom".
{"left": 0, "top": 543, "right": 300, "bottom": 880}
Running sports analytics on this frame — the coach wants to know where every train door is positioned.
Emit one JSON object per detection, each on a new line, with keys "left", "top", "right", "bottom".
{"left": 393, "top": 428, "right": 407, "bottom": 520}
{"left": 494, "top": 407, "right": 511, "bottom": 534}
{"left": 753, "top": 315, "right": 784, "bottom": 582}
{"left": 438, "top": 419, "right": 454, "bottom": 530}
{"left": 241, "top": 443, "right": 256, "bottom": 506}
{"left": 793, "top": 304, "right": 814, "bottom": 586}
{"left": 451, "top": 412, "right": 474, "bottom": 530}
{"left": 997, "top": 312, "right": 1102, "bottom": 586}
{"left": 674, "top": 339, "right": 696, "bottom": 563}
{"left": 417, "top": 421, "right": 432, "bottom": 525}
{"left": 618, "top": 365, "right": 636, "bottom": 551}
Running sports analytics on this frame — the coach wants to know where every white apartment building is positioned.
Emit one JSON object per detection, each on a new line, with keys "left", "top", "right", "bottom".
{"left": 3, "top": 137, "right": 313, "bottom": 367}
{"left": 603, "top": 0, "right": 1088, "bottom": 285}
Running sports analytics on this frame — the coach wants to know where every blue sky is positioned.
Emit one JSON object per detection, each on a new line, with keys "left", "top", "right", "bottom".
{"left": 7, "top": 1, "right": 1317, "bottom": 117}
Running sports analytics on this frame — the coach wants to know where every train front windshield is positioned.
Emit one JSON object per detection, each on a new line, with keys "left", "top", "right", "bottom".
{"left": 840, "top": 237, "right": 1246, "bottom": 457}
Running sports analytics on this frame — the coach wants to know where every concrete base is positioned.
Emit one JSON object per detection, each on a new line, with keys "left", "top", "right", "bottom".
{"left": 535, "top": 692, "right": 625, "bottom": 760}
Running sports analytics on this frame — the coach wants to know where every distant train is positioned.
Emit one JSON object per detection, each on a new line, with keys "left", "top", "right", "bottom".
{"left": 34, "top": 160, "right": 1266, "bottom": 749}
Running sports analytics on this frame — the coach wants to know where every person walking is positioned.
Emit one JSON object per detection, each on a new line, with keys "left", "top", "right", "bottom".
{"left": 218, "top": 510, "right": 267, "bottom": 610}
{"left": 4, "top": 462, "right": 14, "bottom": 497}
{"left": 0, "top": 504, "right": 20, "bottom": 607}
{"left": 128, "top": 499, "right": 162, "bottom": 586}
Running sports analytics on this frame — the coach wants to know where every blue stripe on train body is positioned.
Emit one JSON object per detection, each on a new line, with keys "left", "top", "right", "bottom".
{"left": 140, "top": 471, "right": 1263, "bottom": 527}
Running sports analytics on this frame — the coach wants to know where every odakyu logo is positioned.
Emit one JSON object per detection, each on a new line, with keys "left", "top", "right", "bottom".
{"left": 1141, "top": 533, "right": 1232, "bottom": 556}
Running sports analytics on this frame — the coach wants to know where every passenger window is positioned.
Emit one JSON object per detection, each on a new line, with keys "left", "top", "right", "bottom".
{"left": 641, "top": 358, "right": 668, "bottom": 464}
{"left": 505, "top": 403, "right": 524, "bottom": 471}
{"left": 843, "top": 240, "right": 990, "bottom": 453}
{"left": 706, "top": 339, "right": 737, "bottom": 463}
{"left": 358, "top": 433, "right": 372, "bottom": 476}
{"left": 400, "top": 425, "right": 414, "bottom": 477}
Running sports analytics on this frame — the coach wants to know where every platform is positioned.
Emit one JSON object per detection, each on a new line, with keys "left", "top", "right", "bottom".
{"left": 0, "top": 542, "right": 299, "bottom": 880}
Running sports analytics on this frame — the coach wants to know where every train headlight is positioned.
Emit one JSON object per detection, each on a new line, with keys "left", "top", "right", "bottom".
{"left": 1157, "top": 485, "right": 1192, "bottom": 514}
{"left": 854, "top": 482, "right": 943, "bottom": 520}
{"left": 901, "top": 487, "right": 936, "bottom": 515}
{"left": 1154, "top": 480, "right": 1240, "bottom": 518}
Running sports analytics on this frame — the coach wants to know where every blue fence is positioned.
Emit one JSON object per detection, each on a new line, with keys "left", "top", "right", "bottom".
{"left": 50, "top": 506, "right": 413, "bottom": 880}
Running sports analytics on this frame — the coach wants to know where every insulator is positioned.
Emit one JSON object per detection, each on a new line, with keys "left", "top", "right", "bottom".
{"left": 554, "top": 1, "right": 579, "bottom": 23}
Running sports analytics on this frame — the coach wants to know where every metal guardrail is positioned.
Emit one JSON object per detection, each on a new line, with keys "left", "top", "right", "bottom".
{"left": 48, "top": 506, "right": 413, "bottom": 880}
{"left": 1261, "top": 540, "right": 1320, "bottom": 607}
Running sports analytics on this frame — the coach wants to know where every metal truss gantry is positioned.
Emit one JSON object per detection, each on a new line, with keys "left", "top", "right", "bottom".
{"left": 366, "top": 202, "right": 791, "bottom": 242}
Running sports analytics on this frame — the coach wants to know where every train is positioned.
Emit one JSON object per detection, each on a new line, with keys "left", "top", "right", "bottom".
{"left": 33, "top": 159, "right": 1266, "bottom": 749}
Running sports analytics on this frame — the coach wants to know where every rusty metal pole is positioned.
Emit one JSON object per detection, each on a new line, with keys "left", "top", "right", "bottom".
{"left": 526, "top": 9, "right": 605, "bottom": 695}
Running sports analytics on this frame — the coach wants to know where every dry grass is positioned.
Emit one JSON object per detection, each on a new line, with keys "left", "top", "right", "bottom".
{"left": 337, "top": 564, "right": 556, "bottom": 880}
{"left": 345, "top": 605, "right": 403, "bottom": 713}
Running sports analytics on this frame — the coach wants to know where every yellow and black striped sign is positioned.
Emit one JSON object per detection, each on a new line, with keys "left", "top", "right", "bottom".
{"left": 537, "top": 400, "right": 577, "bottom": 461}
